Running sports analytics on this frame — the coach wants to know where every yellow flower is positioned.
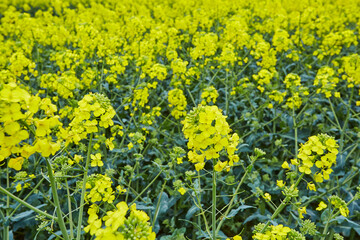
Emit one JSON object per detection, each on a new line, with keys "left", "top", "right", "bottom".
{"left": 307, "top": 182, "right": 316, "bottom": 191}
{"left": 298, "top": 207, "right": 307, "bottom": 219}
{"left": 290, "top": 158, "right": 299, "bottom": 165}
{"left": 195, "top": 162, "right": 205, "bottom": 171}
{"left": 16, "top": 183, "right": 22, "bottom": 192}
{"left": 74, "top": 154, "right": 83, "bottom": 163}
{"left": 214, "top": 160, "right": 227, "bottom": 172}
{"left": 314, "top": 173, "right": 324, "bottom": 183}
{"left": 263, "top": 193, "right": 271, "bottom": 201}
{"left": 176, "top": 157, "right": 183, "bottom": 164}
{"left": 316, "top": 201, "right": 327, "bottom": 211}
{"left": 276, "top": 180, "right": 285, "bottom": 188}
{"left": 8, "top": 157, "right": 24, "bottom": 171}
{"left": 105, "top": 137, "right": 115, "bottom": 150}
{"left": 281, "top": 161, "right": 290, "bottom": 169}
{"left": 116, "top": 186, "right": 127, "bottom": 194}
{"left": 178, "top": 187, "right": 186, "bottom": 195}
{"left": 90, "top": 153, "right": 103, "bottom": 167}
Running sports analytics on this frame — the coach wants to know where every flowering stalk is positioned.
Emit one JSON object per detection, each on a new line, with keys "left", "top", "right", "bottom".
{"left": 76, "top": 133, "right": 93, "bottom": 240}
{"left": 321, "top": 194, "right": 358, "bottom": 240}
{"left": 0, "top": 185, "right": 57, "bottom": 221}
{"left": 152, "top": 179, "right": 167, "bottom": 230}
{"left": 260, "top": 172, "right": 305, "bottom": 233}
{"left": 5, "top": 163, "right": 10, "bottom": 240}
{"left": 215, "top": 158, "right": 255, "bottom": 235}
{"left": 292, "top": 107, "right": 298, "bottom": 160}
{"left": 45, "top": 157, "right": 70, "bottom": 240}
{"left": 212, "top": 158, "right": 217, "bottom": 240}
{"left": 193, "top": 172, "right": 212, "bottom": 238}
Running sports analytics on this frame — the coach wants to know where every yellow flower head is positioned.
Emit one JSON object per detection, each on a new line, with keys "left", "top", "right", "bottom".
{"left": 182, "top": 105, "right": 239, "bottom": 172}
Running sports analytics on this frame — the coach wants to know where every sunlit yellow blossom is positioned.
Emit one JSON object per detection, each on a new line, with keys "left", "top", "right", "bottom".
{"left": 8, "top": 157, "right": 24, "bottom": 171}
{"left": 263, "top": 193, "right": 271, "bottom": 201}
{"left": 307, "top": 182, "right": 316, "bottom": 191}
{"left": 90, "top": 153, "right": 103, "bottom": 167}
{"left": 298, "top": 207, "right": 307, "bottom": 219}
{"left": 178, "top": 187, "right": 186, "bottom": 195}
{"left": 182, "top": 105, "right": 239, "bottom": 171}
{"left": 277, "top": 180, "right": 285, "bottom": 188}
{"left": 316, "top": 201, "right": 328, "bottom": 211}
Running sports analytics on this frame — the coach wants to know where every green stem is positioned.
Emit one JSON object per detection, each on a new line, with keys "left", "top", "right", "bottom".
{"left": 215, "top": 159, "right": 254, "bottom": 235}
{"left": 302, "top": 170, "right": 359, "bottom": 206}
{"left": 65, "top": 180, "right": 74, "bottom": 239}
{"left": 225, "top": 72, "right": 229, "bottom": 115}
{"left": 151, "top": 180, "right": 167, "bottom": 229}
{"left": 45, "top": 158, "right": 70, "bottom": 240}
{"left": 0, "top": 185, "right": 57, "bottom": 221}
{"left": 0, "top": 210, "right": 6, "bottom": 240}
{"left": 212, "top": 159, "right": 217, "bottom": 240}
{"left": 260, "top": 173, "right": 305, "bottom": 233}
{"left": 321, "top": 209, "right": 335, "bottom": 240}
{"left": 339, "top": 88, "right": 354, "bottom": 154}
{"left": 76, "top": 133, "right": 93, "bottom": 240}
{"left": 130, "top": 169, "right": 163, "bottom": 205}
{"left": 292, "top": 107, "right": 298, "bottom": 158}
{"left": 186, "top": 86, "right": 197, "bottom": 107}
{"left": 8, "top": 178, "right": 45, "bottom": 219}
{"left": 5, "top": 162, "right": 9, "bottom": 240}
{"left": 193, "top": 171, "right": 212, "bottom": 238}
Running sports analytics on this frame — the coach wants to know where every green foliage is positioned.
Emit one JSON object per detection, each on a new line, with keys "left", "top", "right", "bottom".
{"left": 0, "top": 0, "right": 360, "bottom": 239}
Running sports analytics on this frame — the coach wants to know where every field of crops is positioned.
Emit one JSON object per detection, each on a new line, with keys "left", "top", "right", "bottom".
{"left": 1, "top": 0, "right": 360, "bottom": 239}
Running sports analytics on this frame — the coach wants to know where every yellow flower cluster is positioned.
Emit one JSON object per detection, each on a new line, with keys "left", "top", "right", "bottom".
{"left": 85, "top": 174, "right": 116, "bottom": 204}
{"left": 328, "top": 196, "right": 349, "bottom": 217}
{"left": 59, "top": 93, "right": 115, "bottom": 144}
{"left": 314, "top": 30, "right": 358, "bottom": 60}
{"left": 253, "top": 224, "right": 291, "bottom": 240}
{"left": 201, "top": 86, "right": 219, "bottom": 105}
{"left": 40, "top": 71, "right": 82, "bottom": 99}
{"left": 85, "top": 202, "right": 155, "bottom": 240}
{"left": 252, "top": 69, "right": 274, "bottom": 93}
{"left": 0, "top": 82, "right": 62, "bottom": 170}
{"left": 182, "top": 105, "right": 239, "bottom": 172}
{"left": 339, "top": 54, "right": 360, "bottom": 88}
{"left": 140, "top": 106, "right": 161, "bottom": 125}
{"left": 314, "top": 67, "right": 340, "bottom": 98}
{"left": 283, "top": 134, "right": 339, "bottom": 183}
{"left": 132, "top": 86, "right": 149, "bottom": 109}
{"left": 283, "top": 73, "right": 309, "bottom": 109}
{"left": 168, "top": 88, "right": 187, "bottom": 119}
{"left": 190, "top": 32, "right": 218, "bottom": 60}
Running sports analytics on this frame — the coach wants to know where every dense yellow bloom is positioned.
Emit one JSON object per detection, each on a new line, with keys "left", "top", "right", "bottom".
{"left": 253, "top": 224, "right": 291, "bottom": 240}
{"left": 182, "top": 105, "right": 239, "bottom": 171}
{"left": 60, "top": 93, "right": 115, "bottom": 145}
{"left": 85, "top": 174, "right": 115, "bottom": 204}
{"left": 314, "top": 67, "right": 340, "bottom": 98}
{"left": 296, "top": 134, "right": 339, "bottom": 182}
{"left": 85, "top": 201, "right": 155, "bottom": 240}
{"left": 168, "top": 88, "right": 187, "bottom": 119}
{"left": 201, "top": 86, "right": 219, "bottom": 105}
